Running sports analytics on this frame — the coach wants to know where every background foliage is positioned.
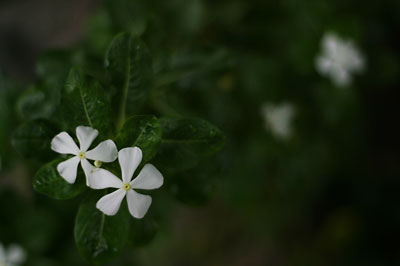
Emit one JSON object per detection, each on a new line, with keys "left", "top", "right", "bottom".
{"left": 1, "top": 0, "right": 400, "bottom": 265}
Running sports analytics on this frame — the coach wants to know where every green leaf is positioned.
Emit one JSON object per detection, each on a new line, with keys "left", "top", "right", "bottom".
{"left": 75, "top": 192, "right": 130, "bottom": 264}
{"left": 12, "top": 119, "right": 58, "bottom": 160}
{"left": 105, "top": 32, "right": 152, "bottom": 128}
{"left": 61, "top": 68, "right": 112, "bottom": 134}
{"left": 33, "top": 159, "right": 86, "bottom": 200}
{"left": 36, "top": 50, "right": 74, "bottom": 83}
{"left": 115, "top": 115, "right": 161, "bottom": 163}
{"left": 17, "top": 49, "right": 74, "bottom": 121}
{"left": 154, "top": 117, "right": 224, "bottom": 173}
{"left": 17, "top": 85, "right": 58, "bottom": 120}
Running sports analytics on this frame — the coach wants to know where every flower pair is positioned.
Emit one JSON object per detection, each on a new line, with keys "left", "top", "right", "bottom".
{"left": 50, "top": 126, "right": 163, "bottom": 219}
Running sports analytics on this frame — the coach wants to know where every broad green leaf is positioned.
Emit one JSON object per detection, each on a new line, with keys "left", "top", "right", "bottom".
{"left": 115, "top": 115, "right": 161, "bottom": 163}
{"left": 12, "top": 119, "right": 58, "bottom": 160}
{"left": 154, "top": 117, "right": 224, "bottom": 173}
{"left": 74, "top": 192, "right": 130, "bottom": 264}
{"left": 33, "top": 159, "right": 86, "bottom": 200}
{"left": 61, "top": 68, "right": 112, "bottom": 134}
{"left": 105, "top": 32, "right": 152, "bottom": 128}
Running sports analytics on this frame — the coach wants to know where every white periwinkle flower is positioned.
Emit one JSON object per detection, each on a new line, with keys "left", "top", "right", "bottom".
{"left": 315, "top": 32, "right": 365, "bottom": 87}
{"left": 89, "top": 147, "right": 163, "bottom": 219}
{"left": 261, "top": 102, "right": 295, "bottom": 139}
{"left": 51, "top": 126, "right": 118, "bottom": 185}
{"left": 0, "top": 242, "right": 26, "bottom": 266}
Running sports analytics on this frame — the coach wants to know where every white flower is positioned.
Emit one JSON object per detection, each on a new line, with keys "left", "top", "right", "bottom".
{"left": 315, "top": 32, "right": 365, "bottom": 87}
{"left": 0, "top": 243, "right": 26, "bottom": 266}
{"left": 89, "top": 147, "right": 163, "bottom": 219}
{"left": 51, "top": 126, "right": 118, "bottom": 185}
{"left": 261, "top": 102, "right": 295, "bottom": 139}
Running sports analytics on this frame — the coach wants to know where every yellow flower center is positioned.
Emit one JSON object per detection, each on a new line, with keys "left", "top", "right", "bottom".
{"left": 123, "top": 183, "right": 131, "bottom": 191}
{"left": 78, "top": 151, "right": 86, "bottom": 159}
{"left": 94, "top": 160, "right": 102, "bottom": 168}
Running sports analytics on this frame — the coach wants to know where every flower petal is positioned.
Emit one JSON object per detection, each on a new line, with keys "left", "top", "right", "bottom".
{"left": 118, "top": 147, "right": 142, "bottom": 183}
{"left": 96, "top": 189, "right": 126, "bottom": 216}
{"left": 88, "top": 168, "right": 122, "bottom": 189}
{"left": 126, "top": 189, "right": 152, "bottom": 219}
{"left": 7, "top": 244, "right": 26, "bottom": 264}
{"left": 51, "top": 132, "right": 79, "bottom": 155}
{"left": 131, "top": 164, "right": 163, "bottom": 190}
{"left": 80, "top": 159, "right": 95, "bottom": 186}
{"left": 86, "top": 140, "right": 118, "bottom": 162}
{"left": 76, "top": 126, "right": 98, "bottom": 152}
{"left": 57, "top": 156, "right": 80, "bottom": 184}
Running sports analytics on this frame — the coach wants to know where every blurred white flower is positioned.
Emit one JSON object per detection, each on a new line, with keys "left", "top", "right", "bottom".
{"left": 261, "top": 103, "right": 295, "bottom": 139}
{"left": 315, "top": 32, "right": 365, "bottom": 87}
{"left": 51, "top": 126, "right": 118, "bottom": 185}
{"left": 0, "top": 243, "right": 26, "bottom": 266}
{"left": 89, "top": 147, "right": 163, "bottom": 219}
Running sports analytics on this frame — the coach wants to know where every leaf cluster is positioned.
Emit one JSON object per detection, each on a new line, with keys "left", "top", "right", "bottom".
{"left": 12, "top": 30, "right": 224, "bottom": 264}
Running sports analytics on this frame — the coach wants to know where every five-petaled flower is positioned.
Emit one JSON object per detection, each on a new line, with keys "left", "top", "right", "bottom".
{"left": 261, "top": 102, "right": 295, "bottom": 139}
{"left": 89, "top": 147, "right": 163, "bottom": 219}
{"left": 315, "top": 32, "right": 365, "bottom": 87}
{"left": 51, "top": 126, "right": 118, "bottom": 185}
{"left": 0, "top": 242, "right": 26, "bottom": 266}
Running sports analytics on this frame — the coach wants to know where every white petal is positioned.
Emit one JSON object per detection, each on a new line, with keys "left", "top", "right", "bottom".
{"left": 96, "top": 189, "right": 126, "bottom": 216}
{"left": 76, "top": 126, "right": 98, "bottom": 152}
{"left": 57, "top": 156, "right": 80, "bottom": 184}
{"left": 118, "top": 147, "right": 142, "bottom": 183}
{"left": 316, "top": 56, "right": 332, "bottom": 74}
{"left": 7, "top": 244, "right": 26, "bottom": 264}
{"left": 333, "top": 68, "right": 350, "bottom": 87}
{"left": 88, "top": 168, "right": 122, "bottom": 189}
{"left": 131, "top": 164, "right": 163, "bottom": 190}
{"left": 126, "top": 189, "right": 152, "bottom": 219}
{"left": 80, "top": 159, "right": 95, "bottom": 186}
{"left": 51, "top": 132, "right": 79, "bottom": 155}
{"left": 86, "top": 140, "right": 118, "bottom": 162}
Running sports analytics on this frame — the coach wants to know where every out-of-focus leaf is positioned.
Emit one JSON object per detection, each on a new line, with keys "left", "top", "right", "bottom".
{"left": 33, "top": 159, "right": 86, "bottom": 200}
{"left": 105, "top": 32, "right": 152, "bottom": 126}
{"left": 16, "top": 85, "right": 58, "bottom": 120}
{"left": 36, "top": 50, "right": 75, "bottom": 87}
{"left": 11, "top": 119, "right": 58, "bottom": 160}
{"left": 115, "top": 115, "right": 161, "bottom": 163}
{"left": 17, "top": 50, "right": 75, "bottom": 121}
{"left": 154, "top": 117, "right": 224, "bottom": 173}
{"left": 61, "top": 68, "right": 112, "bottom": 134}
{"left": 74, "top": 192, "right": 130, "bottom": 264}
